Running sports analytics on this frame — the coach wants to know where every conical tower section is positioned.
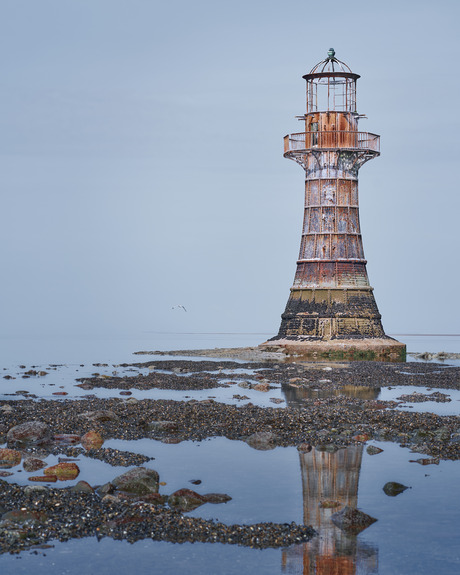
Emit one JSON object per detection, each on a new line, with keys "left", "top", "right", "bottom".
{"left": 262, "top": 50, "right": 405, "bottom": 360}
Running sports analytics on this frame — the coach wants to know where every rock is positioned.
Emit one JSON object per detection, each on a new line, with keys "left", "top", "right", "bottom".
{"left": 352, "top": 434, "right": 370, "bottom": 443}
{"left": 367, "top": 402, "right": 388, "bottom": 410}
{"left": 1, "top": 510, "right": 44, "bottom": 526}
{"left": 54, "top": 434, "right": 80, "bottom": 444}
{"left": 269, "top": 398, "right": 284, "bottom": 404}
{"left": 44, "top": 462, "right": 80, "bottom": 480}
{"left": 24, "top": 485, "right": 47, "bottom": 494}
{"left": 398, "top": 392, "right": 451, "bottom": 403}
{"left": 413, "top": 352, "right": 435, "bottom": 360}
{"left": 396, "top": 432, "right": 410, "bottom": 444}
{"left": 189, "top": 479, "right": 202, "bottom": 485}
{"left": 0, "top": 471, "right": 13, "bottom": 477}
{"left": 112, "top": 467, "right": 160, "bottom": 495}
{"left": 146, "top": 421, "right": 178, "bottom": 432}
{"left": 254, "top": 383, "right": 270, "bottom": 392}
{"left": 79, "top": 410, "right": 119, "bottom": 422}
{"left": 410, "top": 458, "right": 439, "bottom": 466}
{"left": 366, "top": 445, "right": 384, "bottom": 456}
{"left": 435, "top": 427, "right": 451, "bottom": 442}
{"left": 23, "top": 457, "right": 47, "bottom": 472}
{"left": 115, "top": 492, "right": 167, "bottom": 505}
{"left": 138, "top": 493, "right": 167, "bottom": 505}
{"left": 245, "top": 431, "right": 278, "bottom": 451}
{"left": 102, "top": 494, "right": 119, "bottom": 504}
{"left": 383, "top": 482, "right": 409, "bottom": 497}
{"left": 75, "top": 382, "right": 93, "bottom": 390}
{"left": 413, "top": 351, "right": 460, "bottom": 361}
{"left": 202, "top": 493, "right": 232, "bottom": 504}
{"left": 450, "top": 433, "right": 460, "bottom": 444}
{"left": 297, "top": 443, "right": 312, "bottom": 453}
{"left": 96, "top": 482, "right": 114, "bottom": 496}
{"left": 29, "top": 475, "right": 57, "bottom": 482}
{"left": 168, "top": 489, "right": 206, "bottom": 512}
{"left": 412, "top": 429, "right": 432, "bottom": 443}
{"left": 7, "top": 421, "right": 50, "bottom": 445}
{"left": 331, "top": 506, "right": 377, "bottom": 534}
{"left": 81, "top": 430, "right": 104, "bottom": 450}
{"left": 0, "top": 448, "right": 22, "bottom": 468}
{"left": 373, "top": 428, "right": 393, "bottom": 441}
{"left": 70, "top": 481, "right": 94, "bottom": 494}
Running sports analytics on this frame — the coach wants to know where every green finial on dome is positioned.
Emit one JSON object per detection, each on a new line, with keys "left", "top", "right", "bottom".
{"left": 327, "top": 48, "right": 335, "bottom": 59}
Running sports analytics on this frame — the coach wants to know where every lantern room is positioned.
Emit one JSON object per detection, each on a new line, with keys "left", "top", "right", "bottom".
{"left": 303, "top": 48, "right": 359, "bottom": 113}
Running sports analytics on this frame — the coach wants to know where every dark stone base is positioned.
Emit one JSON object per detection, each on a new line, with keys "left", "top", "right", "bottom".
{"left": 259, "top": 337, "right": 406, "bottom": 361}
{"left": 276, "top": 288, "right": 386, "bottom": 340}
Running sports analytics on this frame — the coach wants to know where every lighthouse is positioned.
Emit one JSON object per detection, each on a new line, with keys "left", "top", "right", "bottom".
{"left": 262, "top": 50, "right": 405, "bottom": 359}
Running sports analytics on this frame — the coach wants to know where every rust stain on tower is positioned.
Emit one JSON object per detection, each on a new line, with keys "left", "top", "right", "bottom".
{"left": 261, "top": 49, "right": 406, "bottom": 360}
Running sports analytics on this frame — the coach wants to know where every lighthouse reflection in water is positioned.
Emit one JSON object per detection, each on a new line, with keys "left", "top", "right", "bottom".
{"left": 282, "top": 384, "right": 379, "bottom": 574}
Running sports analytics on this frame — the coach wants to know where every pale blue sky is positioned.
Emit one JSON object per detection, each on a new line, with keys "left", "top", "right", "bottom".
{"left": 1, "top": 0, "right": 459, "bottom": 337}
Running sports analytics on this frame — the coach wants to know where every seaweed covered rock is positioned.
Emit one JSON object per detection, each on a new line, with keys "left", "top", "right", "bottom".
{"left": 112, "top": 467, "right": 159, "bottom": 495}
{"left": 7, "top": 421, "right": 50, "bottom": 446}
{"left": 331, "top": 506, "right": 377, "bottom": 534}
{"left": 383, "top": 482, "right": 409, "bottom": 497}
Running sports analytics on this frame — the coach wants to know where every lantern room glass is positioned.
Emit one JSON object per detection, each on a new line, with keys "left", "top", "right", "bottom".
{"left": 306, "top": 75, "right": 357, "bottom": 113}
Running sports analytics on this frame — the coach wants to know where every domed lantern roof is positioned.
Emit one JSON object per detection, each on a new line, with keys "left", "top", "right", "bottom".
{"left": 303, "top": 49, "right": 359, "bottom": 113}
{"left": 306, "top": 48, "right": 359, "bottom": 78}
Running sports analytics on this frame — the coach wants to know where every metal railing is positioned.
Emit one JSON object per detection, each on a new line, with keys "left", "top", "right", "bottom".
{"left": 284, "top": 131, "right": 380, "bottom": 154}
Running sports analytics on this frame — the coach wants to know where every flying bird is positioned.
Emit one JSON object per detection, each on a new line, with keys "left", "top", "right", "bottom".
{"left": 171, "top": 305, "right": 187, "bottom": 312}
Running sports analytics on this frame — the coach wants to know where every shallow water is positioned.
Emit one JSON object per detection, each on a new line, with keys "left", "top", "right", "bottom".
{"left": 1, "top": 440, "right": 460, "bottom": 574}
{"left": 0, "top": 364, "right": 283, "bottom": 407}
{"left": 380, "top": 385, "right": 460, "bottom": 416}
{"left": 287, "top": 384, "right": 460, "bottom": 416}
{"left": 0, "top": 539, "right": 283, "bottom": 575}
{"left": 1, "top": 332, "right": 460, "bottom": 574}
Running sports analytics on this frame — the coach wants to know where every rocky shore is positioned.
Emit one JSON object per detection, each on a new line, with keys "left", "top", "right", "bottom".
{"left": 0, "top": 481, "right": 315, "bottom": 553}
{"left": 1, "top": 353, "right": 460, "bottom": 554}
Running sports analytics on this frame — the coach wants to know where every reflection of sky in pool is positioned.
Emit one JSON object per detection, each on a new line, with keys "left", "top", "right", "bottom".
{"left": 0, "top": 361, "right": 285, "bottom": 407}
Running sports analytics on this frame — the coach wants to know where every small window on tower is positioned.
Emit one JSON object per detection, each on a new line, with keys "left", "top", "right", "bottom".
{"left": 311, "top": 122, "right": 318, "bottom": 146}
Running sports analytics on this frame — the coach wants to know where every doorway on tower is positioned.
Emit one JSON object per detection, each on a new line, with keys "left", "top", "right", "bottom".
{"left": 318, "top": 318, "right": 332, "bottom": 339}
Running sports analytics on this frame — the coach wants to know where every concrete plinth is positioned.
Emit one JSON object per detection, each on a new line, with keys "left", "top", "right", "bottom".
{"left": 259, "top": 337, "right": 406, "bottom": 361}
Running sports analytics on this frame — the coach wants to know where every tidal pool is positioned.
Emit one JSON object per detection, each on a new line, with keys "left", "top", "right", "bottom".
{"left": 0, "top": 362, "right": 283, "bottom": 407}
{"left": 1, "top": 439, "right": 460, "bottom": 574}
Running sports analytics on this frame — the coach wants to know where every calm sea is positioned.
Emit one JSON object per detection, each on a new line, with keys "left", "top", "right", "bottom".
{"left": 0, "top": 332, "right": 458, "bottom": 367}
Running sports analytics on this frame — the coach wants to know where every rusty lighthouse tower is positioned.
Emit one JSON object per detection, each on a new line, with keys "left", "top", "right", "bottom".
{"left": 262, "top": 50, "right": 405, "bottom": 359}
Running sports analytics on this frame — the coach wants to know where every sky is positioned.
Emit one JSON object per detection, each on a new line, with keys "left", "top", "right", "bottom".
{"left": 0, "top": 0, "right": 459, "bottom": 338}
